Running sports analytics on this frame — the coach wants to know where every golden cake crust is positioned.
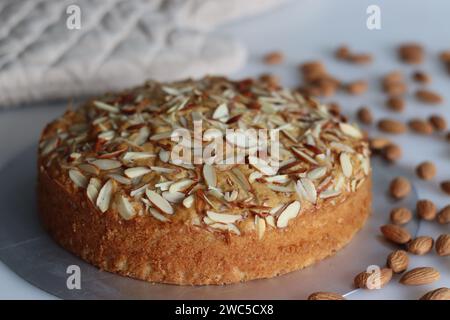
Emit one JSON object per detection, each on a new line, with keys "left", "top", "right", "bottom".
{"left": 37, "top": 76, "right": 371, "bottom": 285}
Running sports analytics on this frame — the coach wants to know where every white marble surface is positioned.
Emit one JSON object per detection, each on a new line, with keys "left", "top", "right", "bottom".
{"left": 0, "top": 0, "right": 448, "bottom": 299}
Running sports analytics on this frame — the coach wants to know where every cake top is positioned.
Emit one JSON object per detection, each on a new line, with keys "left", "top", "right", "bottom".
{"left": 39, "top": 76, "right": 370, "bottom": 238}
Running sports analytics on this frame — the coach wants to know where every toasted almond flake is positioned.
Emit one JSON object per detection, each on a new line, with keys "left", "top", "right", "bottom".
{"left": 264, "top": 175, "right": 290, "bottom": 183}
{"left": 149, "top": 207, "right": 169, "bottom": 222}
{"left": 267, "top": 184, "right": 295, "bottom": 193}
{"left": 295, "top": 178, "right": 317, "bottom": 204}
{"left": 249, "top": 171, "right": 263, "bottom": 183}
{"left": 169, "top": 179, "right": 194, "bottom": 193}
{"left": 209, "top": 222, "right": 228, "bottom": 231}
{"left": 203, "top": 164, "right": 217, "bottom": 188}
{"left": 183, "top": 194, "right": 194, "bottom": 208}
{"left": 130, "top": 184, "right": 149, "bottom": 197}
{"left": 98, "top": 130, "right": 115, "bottom": 141}
{"left": 265, "top": 215, "right": 276, "bottom": 227}
{"left": 116, "top": 195, "right": 136, "bottom": 220}
{"left": 150, "top": 166, "right": 175, "bottom": 173}
{"left": 339, "top": 122, "right": 362, "bottom": 139}
{"left": 134, "top": 127, "right": 150, "bottom": 146}
{"left": 307, "top": 166, "right": 327, "bottom": 180}
{"left": 249, "top": 156, "right": 277, "bottom": 176}
{"left": 69, "top": 152, "right": 81, "bottom": 160}
{"left": 340, "top": 153, "right": 353, "bottom": 178}
{"left": 86, "top": 178, "right": 101, "bottom": 203}
{"left": 158, "top": 149, "right": 170, "bottom": 163}
{"left": 224, "top": 190, "right": 238, "bottom": 202}
{"left": 162, "top": 191, "right": 185, "bottom": 203}
{"left": 145, "top": 189, "right": 174, "bottom": 214}
{"left": 319, "top": 189, "right": 341, "bottom": 199}
{"left": 155, "top": 181, "right": 173, "bottom": 191}
{"left": 96, "top": 179, "right": 114, "bottom": 213}
{"left": 41, "top": 136, "right": 58, "bottom": 156}
{"left": 212, "top": 103, "right": 229, "bottom": 120}
{"left": 149, "top": 131, "right": 172, "bottom": 141}
{"left": 107, "top": 174, "right": 131, "bottom": 185}
{"left": 231, "top": 168, "right": 251, "bottom": 191}
{"left": 93, "top": 101, "right": 119, "bottom": 113}
{"left": 226, "top": 131, "right": 258, "bottom": 149}
{"left": 255, "top": 215, "right": 266, "bottom": 239}
{"left": 330, "top": 142, "right": 355, "bottom": 153}
{"left": 69, "top": 169, "right": 88, "bottom": 188}
{"left": 291, "top": 147, "right": 318, "bottom": 164}
{"left": 277, "top": 201, "right": 301, "bottom": 228}
{"left": 203, "top": 216, "right": 215, "bottom": 225}
{"left": 78, "top": 163, "right": 100, "bottom": 175}
{"left": 207, "top": 211, "right": 242, "bottom": 224}
{"left": 92, "top": 159, "right": 122, "bottom": 170}
{"left": 227, "top": 223, "right": 241, "bottom": 235}
{"left": 124, "top": 167, "right": 151, "bottom": 178}
{"left": 122, "top": 152, "right": 155, "bottom": 162}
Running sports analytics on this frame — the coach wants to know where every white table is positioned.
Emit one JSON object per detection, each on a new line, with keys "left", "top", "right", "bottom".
{"left": 0, "top": 0, "right": 448, "bottom": 299}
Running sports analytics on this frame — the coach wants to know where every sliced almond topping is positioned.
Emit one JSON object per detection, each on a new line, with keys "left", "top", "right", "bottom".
{"left": 93, "top": 100, "right": 119, "bottom": 113}
{"left": 212, "top": 103, "right": 229, "bottom": 120}
{"left": 295, "top": 178, "right": 317, "bottom": 204}
{"left": 149, "top": 207, "right": 169, "bottom": 222}
{"left": 224, "top": 190, "right": 238, "bottom": 202}
{"left": 226, "top": 131, "right": 258, "bottom": 149}
{"left": 124, "top": 167, "right": 151, "bottom": 178}
{"left": 150, "top": 166, "right": 175, "bottom": 173}
{"left": 162, "top": 191, "right": 185, "bottom": 203}
{"left": 182, "top": 194, "right": 194, "bottom": 208}
{"left": 169, "top": 179, "right": 194, "bottom": 193}
{"left": 277, "top": 201, "right": 301, "bottom": 228}
{"left": 96, "top": 179, "right": 114, "bottom": 213}
{"left": 307, "top": 166, "right": 327, "bottom": 180}
{"left": 116, "top": 194, "right": 136, "bottom": 220}
{"left": 339, "top": 122, "right": 362, "bottom": 139}
{"left": 159, "top": 149, "right": 170, "bottom": 163}
{"left": 107, "top": 174, "right": 131, "bottom": 185}
{"left": 340, "top": 153, "right": 353, "bottom": 178}
{"left": 149, "top": 131, "right": 172, "bottom": 141}
{"left": 40, "top": 136, "right": 58, "bottom": 156}
{"left": 207, "top": 210, "right": 242, "bottom": 224}
{"left": 122, "top": 152, "right": 155, "bottom": 162}
{"left": 203, "top": 164, "right": 217, "bottom": 188}
{"left": 86, "top": 177, "right": 101, "bottom": 203}
{"left": 231, "top": 168, "right": 251, "bottom": 191}
{"left": 69, "top": 169, "right": 88, "bottom": 188}
{"left": 265, "top": 215, "right": 276, "bottom": 227}
{"left": 226, "top": 223, "right": 241, "bottom": 235}
{"left": 130, "top": 184, "right": 149, "bottom": 197}
{"left": 78, "top": 163, "right": 100, "bottom": 175}
{"left": 145, "top": 189, "right": 174, "bottom": 215}
{"left": 248, "top": 156, "right": 277, "bottom": 176}
{"left": 92, "top": 159, "right": 122, "bottom": 170}
{"left": 255, "top": 215, "right": 266, "bottom": 239}
{"left": 319, "top": 189, "right": 341, "bottom": 199}
{"left": 155, "top": 181, "right": 174, "bottom": 191}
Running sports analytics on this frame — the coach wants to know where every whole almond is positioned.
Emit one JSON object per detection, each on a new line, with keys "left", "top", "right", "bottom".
{"left": 346, "top": 80, "right": 368, "bottom": 95}
{"left": 437, "top": 205, "right": 450, "bottom": 224}
{"left": 335, "top": 45, "right": 351, "bottom": 60}
{"left": 420, "top": 287, "right": 450, "bottom": 300}
{"left": 357, "top": 107, "right": 373, "bottom": 124}
{"left": 416, "top": 199, "right": 437, "bottom": 221}
{"left": 382, "top": 144, "right": 402, "bottom": 162}
{"left": 380, "top": 224, "right": 411, "bottom": 244}
{"left": 386, "top": 250, "right": 409, "bottom": 273}
{"left": 412, "top": 71, "right": 431, "bottom": 84}
{"left": 354, "top": 268, "right": 392, "bottom": 289}
{"left": 399, "top": 43, "right": 424, "bottom": 64}
{"left": 407, "top": 236, "right": 434, "bottom": 255}
{"left": 384, "top": 82, "right": 407, "bottom": 96}
{"left": 259, "top": 73, "right": 280, "bottom": 87}
{"left": 390, "top": 207, "right": 412, "bottom": 225}
{"left": 369, "top": 137, "right": 391, "bottom": 152}
{"left": 400, "top": 267, "right": 440, "bottom": 286}
{"left": 386, "top": 96, "right": 405, "bottom": 112}
{"left": 378, "top": 119, "right": 407, "bottom": 134}
{"left": 389, "top": 177, "right": 411, "bottom": 199}
{"left": 349, "top": 53, "right": 373, "bottom": 64}
{"left": 263, "top": 51, "right": 284, "bottom": 65}
{"left": 435, "top": 234, "right": 450, "bottom": 256}
{"left": 307, "top": 292, "right": 345, "bottom": 300}
{"left": 429, "top": 115, "right": 447, "bottom": 131}
{"left": 408, "top": 119, "right": 434, "bottom": 135}
{"left": 383, "top": 71, "right": 403, "bottom": 84}
{"left": 441, "top": 181, "right": 450, "bottom": 195}
{"left": 415, "top": 89, "right": 443, "bottom": 104}
{"left": 415, "top": 161, "right": 436, "bottom": 180}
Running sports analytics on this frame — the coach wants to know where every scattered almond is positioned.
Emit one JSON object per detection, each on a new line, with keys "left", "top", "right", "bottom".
{"left": 428, "top": 115, "right": 447, "bottom": 131}
{"left": 412, "top": 70, "right": 431, "bottom": 84}
{"left": 263, "top": 51, "right": 284, "bottom": 65}
{"left": 437, "top": 205, "right": 450, "bottom": 224}
{"left": 390, "top": 207, "right": 412, "bottom": 225}
{"left": 386, "top": 96, "right": 405, "bottom": 112}
{"left": 259, "top": 73, "right": 280, "bottom": 87}
{"left": 382, "top": 144, "right": 402, "bottom": 162}
{"left": 415, "top": 89, "right": 443, "bottom": 104}
{"left": 354, "top": 268, "right": 392, "bottom": 290}
{"left": 386, "top": 250, "right": 409, "bottom": 273}
{"left": 440, "top": 181, "right": 450, "bottom": 195}
{"left": 382, "top": 71, "right": 406, "bottom": 96}
{"left": 307, "top": 292, "right": 345, "bottom": 300}
{"left": 356, "top": 106, "right": 373, "bottom": 125}
{"left": 435, "top": 234, "right": 450, "bottom": 256}
{"left": 389, "top": 177, "right": 411, "bottom": 199}
{"left": 407, "top": 236, "right": 434, "bottom": 255}
{"left": 416, "top": 199, "right": 437, "bottom": 221}
{"left": 420, "top": 287, "right": 450, "bottom": 300}
{"left": 378, "top": 119, "right": 406, "bottom": 134}
{"left": 346, "top": 80, "right": 368, "bottom": 95}
{"left": 415, "top": 161, "right": 436, "bottom": 180}
{"left": 398, "top": 43, "right": 424, "bottom": 64}
{"left": 400, "top": 267, "right": 440, "bottom": 286}
{"left": 369, "top": 137, "right": 391, "bottom": 153}
{"left": 380, "top": 224, "right": 411, "bottom": 244}
{"left": 408, "top": 118, "right": 434, "bottom": 135}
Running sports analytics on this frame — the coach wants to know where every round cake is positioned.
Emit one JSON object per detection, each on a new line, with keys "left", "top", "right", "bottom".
{"left": 37, "top": 76, "right": 371, "bottom": 285}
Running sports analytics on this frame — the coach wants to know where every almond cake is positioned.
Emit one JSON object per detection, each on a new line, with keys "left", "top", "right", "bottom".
{"left": 37, "top": 76, "right": 371, "bottom": 285}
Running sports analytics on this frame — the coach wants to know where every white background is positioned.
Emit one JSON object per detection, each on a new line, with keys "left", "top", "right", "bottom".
{"left": 0, "top": 0, "right": 448, "bottom": 299}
